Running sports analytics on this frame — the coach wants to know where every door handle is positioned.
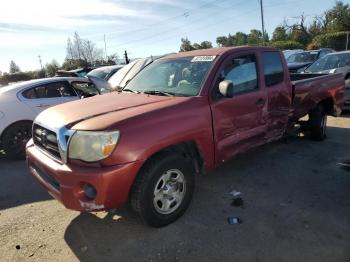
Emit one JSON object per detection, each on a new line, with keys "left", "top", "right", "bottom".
{"left": 255, "top": 98, "right": 265, "bottom": 106}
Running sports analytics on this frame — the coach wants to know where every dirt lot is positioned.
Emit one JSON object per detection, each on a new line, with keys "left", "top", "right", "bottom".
{"left": 1, "top": 115, "right": 350, "bottom": 262}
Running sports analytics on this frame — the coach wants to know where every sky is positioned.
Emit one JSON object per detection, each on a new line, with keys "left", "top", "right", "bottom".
{"left": 0, "top": 0, "right": 336, "bottom": 73}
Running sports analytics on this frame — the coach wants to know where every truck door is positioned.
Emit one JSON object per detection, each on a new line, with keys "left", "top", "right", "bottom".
{"left": 210, "top": 53, "right": 268, "bottom": 164}
{"left": 261, "top": 51, "right": 291, "bottom": 139}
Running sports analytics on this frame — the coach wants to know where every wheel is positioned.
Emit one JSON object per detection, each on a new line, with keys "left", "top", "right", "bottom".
{"left": 309, "top": 105, "right": 327, "bottom": 141}
{"left": 130, "top": 152, "right": 195, "bottom": 227}
{"left": 2, "top": 121, "right": 32, "bottom": 159}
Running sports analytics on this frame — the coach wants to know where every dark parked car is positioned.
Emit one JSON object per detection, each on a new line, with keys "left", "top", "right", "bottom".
{"left": 287, "top": 48, "right": 335, "bottom": 73}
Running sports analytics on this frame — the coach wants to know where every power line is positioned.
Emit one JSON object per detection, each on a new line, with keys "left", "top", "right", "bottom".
{"left": 107, "top": 0, "right": 247, "bottom": 49}
{"left": 83, "top": 0, "right": 232, "bottom": 39}
{"left": 109, "top": 0, "right": 306, "bottom": 51}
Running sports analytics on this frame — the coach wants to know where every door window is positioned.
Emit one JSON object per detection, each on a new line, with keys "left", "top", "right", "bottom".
{"left": 22, "top": 81, "right": 76, "bottom": 99}
{"left": 262, "top": 52, "right": 284, "bottom": 87}
{"left": 219, "top": 54, "right": 258, "bottom": 95}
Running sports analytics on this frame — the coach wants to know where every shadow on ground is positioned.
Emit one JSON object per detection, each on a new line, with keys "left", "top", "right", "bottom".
{"left": 0, "top": 149, "right": 50, "bottom": 210}
{"left": 64, "top": 126, "right": 350, "bottom": 262}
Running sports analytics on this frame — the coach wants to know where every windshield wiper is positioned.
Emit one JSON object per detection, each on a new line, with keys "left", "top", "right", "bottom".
{"left": 142, "top": 90, "right": 175, "bottom": 97}
{"left": 122, "top": 88, "right": 140, "bottom": 94}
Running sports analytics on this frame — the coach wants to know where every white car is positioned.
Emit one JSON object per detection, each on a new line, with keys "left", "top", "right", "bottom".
{"left": 0, "top": 77, "right": 102, "bottom": 159}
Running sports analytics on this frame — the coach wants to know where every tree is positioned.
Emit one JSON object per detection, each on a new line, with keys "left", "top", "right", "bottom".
{"left": 9, "top": 61, "right": 20, "bottom": 74}
{"left": 284, "top": 14, "right": 311, "bottom": 47}
{"left": 180, "top": 38, "right": 194, "bottom": 52}
{"left": 199, "top": 41, "right": 213, "bottom": 49}
{"left": 247, "top": 29, "right": 262, "bottom": 45}
{"left": 216, "top": 36, "right": 229, "bottom": 47}
{"left": 269, "top": 40, "right": 304, "bottom": 50}
{"left": 45, "top": 60, "right": 60, "bottom": 77}
{"left": 235, "top": 32, "right": 248, "bottom": 45}
{"left": 272, "top": 26, "right": 287, "bottom": 41}
{"left": 192, "top": 41, "right": 213, "bottom": 50}
{"left": 217, "top": 35, "right": 235, "bottom": 47}
{"left": 63, "top": 32, "right": 103, "bottom": 69}
{"left": 324, "top": 1, "right": 350, "bottom": 32}
{"left": 106, "top": 53, "right": 118, "bottom": 65}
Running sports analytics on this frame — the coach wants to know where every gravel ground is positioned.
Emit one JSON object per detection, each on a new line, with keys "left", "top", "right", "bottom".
{"left": 0, "top": 115, "right": 350, "bottom": 262}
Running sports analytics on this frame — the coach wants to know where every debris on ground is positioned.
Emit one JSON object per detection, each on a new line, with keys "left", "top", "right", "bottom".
{"left": 279, "top": 200, "right": 293, "bottom": 206}
{"left": 227, "top": 217, "right": 242, "bottom": 225}
{"left": 229, "top": 189, "right": 244, "bottom": 207}
{"left": 231, "top": 197, "right": 244, "bottom": 207}
{"left": 15, "top": 245, "right": 20, "bottom": 250}
{"left": 228, "top": 190, "right": 241, "bottom": 197}
{"left": 80, "top": 246, "right": 88, "bottom": 253}
{"left": 338, "top": 159, "right": 350, "bottom": 172}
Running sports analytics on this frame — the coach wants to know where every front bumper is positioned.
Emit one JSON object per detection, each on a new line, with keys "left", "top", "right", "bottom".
{"left": 26, "top": 140, "right": 143, "bottom": 212}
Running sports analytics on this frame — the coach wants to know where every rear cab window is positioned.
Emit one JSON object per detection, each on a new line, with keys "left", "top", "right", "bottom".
{"left": 262, "top": 52, "right": 284, "bottom": 87}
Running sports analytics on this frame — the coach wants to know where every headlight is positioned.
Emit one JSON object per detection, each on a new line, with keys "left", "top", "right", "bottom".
{"left": 68, "top": 130, "right": 120, "bottom": 162}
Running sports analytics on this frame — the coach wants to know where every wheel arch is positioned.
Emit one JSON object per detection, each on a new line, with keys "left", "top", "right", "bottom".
{"left": 0, "top": 119, "right": 33, "bottom": 141}
{"left": 318, "top": 97, "right": 334, "bottom": 115}
{"left": 137, "top": 140, "right": 205, "bottom": 177}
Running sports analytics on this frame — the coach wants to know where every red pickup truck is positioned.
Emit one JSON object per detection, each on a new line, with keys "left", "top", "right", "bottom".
{"left": 26, "top": 47, "right": 345, "bottom": 227}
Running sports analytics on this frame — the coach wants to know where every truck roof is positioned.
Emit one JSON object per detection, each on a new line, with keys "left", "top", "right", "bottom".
{"left": 163, "top": 46, "right": 277, "bottom": 59}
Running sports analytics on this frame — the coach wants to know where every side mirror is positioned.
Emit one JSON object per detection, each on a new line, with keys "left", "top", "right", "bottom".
{"left": 219, "top": 80, "right": 234, "bottom": 98}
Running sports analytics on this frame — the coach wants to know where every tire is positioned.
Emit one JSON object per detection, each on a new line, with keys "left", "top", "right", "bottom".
{"left": 309, "top": 105, "right": 327, "bottom": 141}
{"left": 2, "top": 121, "right": 32, "bottom": 160}
{"left": 130, "top": 152, "right": 195, "bottom": 227}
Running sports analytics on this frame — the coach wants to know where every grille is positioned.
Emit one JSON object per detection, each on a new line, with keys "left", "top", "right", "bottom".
{"left": 33, "top": 124, "right": 61, "bottom": 160}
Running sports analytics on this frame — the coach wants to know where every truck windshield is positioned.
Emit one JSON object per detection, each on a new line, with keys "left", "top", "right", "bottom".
{"left": 306, "top": 53, "right": 350, "bottom": 73}
{"left": 125, "top": 56, "right": 215, "bottom": 96}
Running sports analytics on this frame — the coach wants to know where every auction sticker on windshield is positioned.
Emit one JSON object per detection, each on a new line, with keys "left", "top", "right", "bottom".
{"left": 191, "top": 56, "right": 216, "bottom": 62}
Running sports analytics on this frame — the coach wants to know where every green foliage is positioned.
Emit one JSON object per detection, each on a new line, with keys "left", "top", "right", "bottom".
{"left": 272, "top": 26, "right": 288, "bottom": 41}
{"left": 198, "top": 41, "right": 213, "bottom": 49}
{"left": 269, "top": 41, "right": 304, "bottom": 50}
{"left": 45, "top": 59, "right": 60, "bottom": 77}
{"left": 9, "top": 61, "right": 20, "bottom": 74}
{"left": 0, "top": 71, "right": 43, "bottom": 86}
{"left": 308, "top": 31, "right": 350, "bottom": 51}
{"left": 180, "top": 38, "right": 195, "bottom": 52}
{"left": 61, "top": 59, "right": 89, "bottom": 71}
{"left": 180, "top": 38, "right": 213, "bottom": 52}
{"left": 324, "top": 1, "right": 350, "bottom": 32}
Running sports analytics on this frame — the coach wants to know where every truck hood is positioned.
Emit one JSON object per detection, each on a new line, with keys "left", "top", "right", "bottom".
{"left": 35, "top": 92, "right": 176, "bottom": 130}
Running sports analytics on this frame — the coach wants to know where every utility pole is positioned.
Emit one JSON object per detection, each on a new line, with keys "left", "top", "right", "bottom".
{"left": 38, "top": 55, "right": 43, "bottom": 70}
{"left": 346, "top": 32, "right": 349, "bottom": 51}
{"left": 260, "top": 0, "right": 265, "bottom": 46}
{"left": 104, "top": 34, "right": 108, "bottom": 62}
{"left": 124, "top": 50, "right": 130, "bottom": 64}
